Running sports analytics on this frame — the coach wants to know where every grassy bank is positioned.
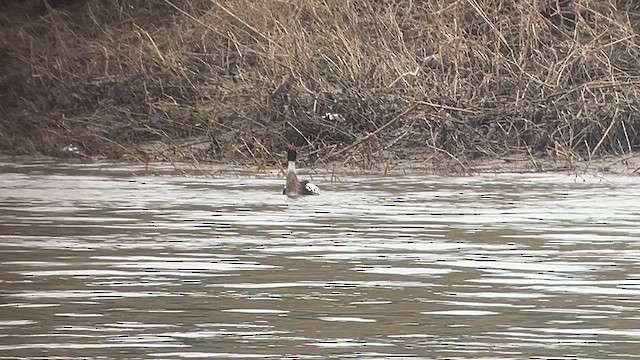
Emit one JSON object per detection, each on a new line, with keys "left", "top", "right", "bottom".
{"left": 1, "top": 0, "right": 639, "bottom": 171}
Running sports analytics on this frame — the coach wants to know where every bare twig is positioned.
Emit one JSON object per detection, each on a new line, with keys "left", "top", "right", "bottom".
{"left": 426, "top": 144, "right": 472, "bottom": 175}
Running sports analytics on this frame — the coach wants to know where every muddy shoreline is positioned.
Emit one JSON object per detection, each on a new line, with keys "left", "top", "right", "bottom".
{"left": 3, "top": 151, "right": 639, "bottom": 178}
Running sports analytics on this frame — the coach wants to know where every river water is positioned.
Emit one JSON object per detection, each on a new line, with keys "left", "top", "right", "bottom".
{"left": 0, "top": 159, "right": 639, "bottom": 359}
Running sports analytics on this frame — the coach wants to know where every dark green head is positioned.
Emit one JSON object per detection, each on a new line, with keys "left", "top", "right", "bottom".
{"left": 287, "top": 143, "right": 297, "bottom": 162}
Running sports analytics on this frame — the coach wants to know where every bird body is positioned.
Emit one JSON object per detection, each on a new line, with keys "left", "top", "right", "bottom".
{"left": 283, "top": 144, "right": 320, "bottom": 197}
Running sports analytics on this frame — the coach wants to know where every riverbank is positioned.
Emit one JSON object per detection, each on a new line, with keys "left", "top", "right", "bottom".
{"left": 3, "top": 150, "right": 639, "bottom": 178}
{"left": 1, "top": 1, "right": 639, "bottom": 168}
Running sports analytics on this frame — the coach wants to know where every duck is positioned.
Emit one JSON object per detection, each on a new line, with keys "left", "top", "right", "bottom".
{"left": 283, "top": 143, "right": 320, "bottom": 197}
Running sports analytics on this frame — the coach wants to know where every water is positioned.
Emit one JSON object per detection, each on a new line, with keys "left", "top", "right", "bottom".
{"left": 1, "top": 159, "right": 639, "bottom": 359}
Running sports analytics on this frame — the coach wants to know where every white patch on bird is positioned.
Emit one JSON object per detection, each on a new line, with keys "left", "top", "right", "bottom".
{"left": 326, "top": 113, "right": 346, "bottom": 122}
{"left": 305, "top": 182, "right": 320, "bottom": 195}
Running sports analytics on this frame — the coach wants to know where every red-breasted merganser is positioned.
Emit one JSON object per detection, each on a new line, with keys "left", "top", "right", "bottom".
{"left": 283, "top": 143, "right": 320, "bottom": 197}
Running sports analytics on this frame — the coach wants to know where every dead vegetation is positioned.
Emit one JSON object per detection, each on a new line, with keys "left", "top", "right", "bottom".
{"left": 1, "top": 0, "right": 639, "bottom": 172}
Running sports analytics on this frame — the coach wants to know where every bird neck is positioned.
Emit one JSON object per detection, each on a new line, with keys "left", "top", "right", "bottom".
{"left": 287, "top": 160, "right": 296, "bottom": 173}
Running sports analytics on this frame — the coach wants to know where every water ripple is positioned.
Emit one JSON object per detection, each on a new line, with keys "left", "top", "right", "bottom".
{"left": 1, "top": 160, "right": 639, "bottom": 358}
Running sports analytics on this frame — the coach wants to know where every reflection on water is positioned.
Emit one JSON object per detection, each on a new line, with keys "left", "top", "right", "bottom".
{"left": 1, "top": 159, "right": 639, "bottom": 359}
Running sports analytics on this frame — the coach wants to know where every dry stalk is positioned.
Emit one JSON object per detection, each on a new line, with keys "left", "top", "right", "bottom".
{"left": 0, "top": 0, "right": 638, "bottom": 171}
{"left": 322, "top": 104, "right": 418, "bottom": 161}
{"left": 426, "top": 143, "right": 472, "bottom": 175}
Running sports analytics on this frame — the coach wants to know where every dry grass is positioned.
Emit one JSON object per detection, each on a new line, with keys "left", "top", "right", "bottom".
{"left": 1, "top": 0, "right": 639, "bottom": 171}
